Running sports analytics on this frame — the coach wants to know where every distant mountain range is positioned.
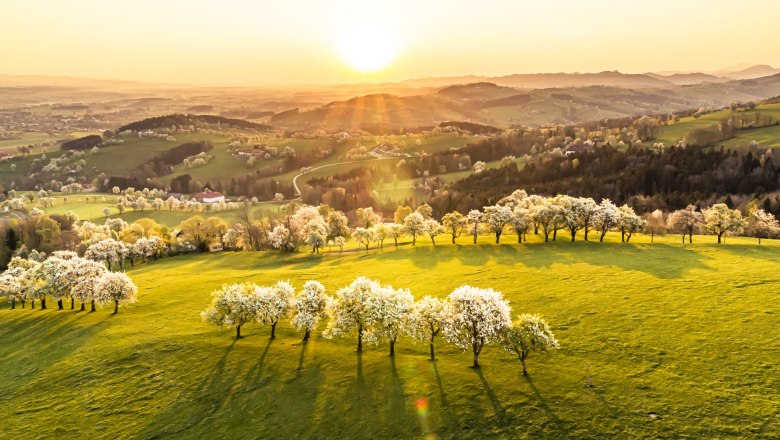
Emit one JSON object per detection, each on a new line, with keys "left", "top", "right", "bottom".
{"left": 2, "top": 64, "right": 780, "bottom": 131}
{"left": 275, "top": 72, "right": 780, "bottom": 130}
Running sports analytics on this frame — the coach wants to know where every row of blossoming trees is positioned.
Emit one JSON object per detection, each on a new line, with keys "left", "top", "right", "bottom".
{"left": 3, "top": 188, "right": 778, "bottom": 270}
{"left": 0, "top": 252, "right": 137, "bottom": 313}
{"left": 201, "top": 277, "right": 559, "bottom": 374}
{"left": 261, "top": 191, "right": 779, "bottom": 254}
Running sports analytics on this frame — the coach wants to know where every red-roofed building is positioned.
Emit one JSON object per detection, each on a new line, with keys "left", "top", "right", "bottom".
{"left": 192, "top": 190, "right": 225, "bottom": 203}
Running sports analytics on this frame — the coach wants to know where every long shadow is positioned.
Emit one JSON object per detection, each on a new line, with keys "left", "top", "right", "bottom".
{"left": 296, "top": 341, "right": 307, "bottom": 371}
{"left": 431, "top": 360, "right": 457, "bottom": 430}
{"left": 0, "top": 310, "right": 112, "bottom": 400}
{"left": 474, "top": 367, "right": 507, "bottom": 427}
{"left": 271, "top": 341, "right": 325, "bottom": 438}
{"left": 719, "top": 243, "right": 780, "bottom": 264}
{"left": 388, "top": 356, "right": 409, "bottom": 429}
{"left": 377, "top": 245, "right": 457, "bottom": 270}
{"left": 245, "top": 338, "right": 274, "bottom": 384}
{"left": 482, "top": 241, "right": 715, "bottom": 279}
{"left": 136, "top": 338, "right": 239, "bottom": 439}
{"left": 524, "top": 375, "right": 566, "bottom": 436}
{"left": 354, "top": 352, "right": 366, "bottom": 407}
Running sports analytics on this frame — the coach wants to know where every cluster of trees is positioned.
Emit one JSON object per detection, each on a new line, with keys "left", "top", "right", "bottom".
{"left": 116, "top": 114, "right": 272, "bottom": 133}
{"left": 133, "top": 141, "right": 214, "bottom": 179}
{"left": 202, "top": 277, "right": 559, "bottom": 374}
{"left": 61, "top": 135, "right": 103, "bottom": 151}
{"left": 0, "top": 253, "right": 137, "bottom": 314}
{"left": 429, "top": 145, "right": 779, "bottom": 215}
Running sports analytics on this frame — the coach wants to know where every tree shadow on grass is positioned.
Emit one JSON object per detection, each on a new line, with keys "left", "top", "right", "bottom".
{"left": 136, "top": 338, "right": 239, "bottom": 439}
{"left": 388, "top": 356, "right": 411, "bottom": 431}
{"left": 524, "top": 375, "right": 566, "bottom": 437}
{"left": 474, "top": 367, "right": 508, "bottom": 428}
{"left": 244, "top": 338, "right": 273, "bottom": 384}
{"left": 376, "top": 244, "right": 456, "bottom": 270}
{"left": 0, "top": 310, "right": 111, "bottom": 401}
{"left": 431, "top": 360, "right": 457, "bottom": 430}
{"left": 472, "top": 242, "right": 714, "bottom": 279}
{"left": 273, "top": 343, "right": 324, "bottom": 438}
{"left": 719, "top": 243, "right": 780, "bottom": 264}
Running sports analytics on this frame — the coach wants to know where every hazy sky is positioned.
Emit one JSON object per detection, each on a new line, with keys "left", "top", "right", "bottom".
{"left": 2, "top": 0, "right": 779, "bottom": 85}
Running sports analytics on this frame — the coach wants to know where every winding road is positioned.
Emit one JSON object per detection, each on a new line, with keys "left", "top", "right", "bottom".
{"left": 291, "top": 157, "right": 400, "bottom": 198}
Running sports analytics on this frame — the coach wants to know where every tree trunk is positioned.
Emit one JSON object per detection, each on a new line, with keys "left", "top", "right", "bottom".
{"left": 651, "top": 234, "right": 654, "bottom": 244}
{"left": 90, "top": 299, "right": 96, "bottom": 312}
{"left": 80, "top": 302, "right": 85, "bottom": 311}
{"left": 584, "top": 226, "right": 589, "bottom": 241}
{"left": 521, "top": 355, "right": 528, "bottom": 376}
{"left": 412, "top": 235, "right": 416, "bottom": 246}
{"left": 21, "top": 300, "right": 25, "bottom": 308}
{"left": 270, "top": 322, "right": 277, "bottom": 339}
{"left": 70, "top": 297, "right": 75, "bottom": 310}
{"left": 600, "top": 229, "right": 607, "bottom": 242}
{"left": 518, "top": 233, "right": 522, "bottom": 243}
{"left": 473, "top": 230, "right": 478, "bottom": 244}
{"left": 689, "top": 232, "right": 693, "bottom": 243}
{"left": 495, "top": 232, "right": 500, "bottom": 244}
{"left": 31, "top": 300, "right": 35, "bottom": 309}
{"left": 759, "top": 237, "right": 762, "bottom": 245}
{"left": 553, "top": 228, "right": 557, "bottom": 241}
{"left": 544, "top": 232, "right": 549, "bottom": 242}
{"left": 626, "top": 233, "right": 632, "bottom": 243}
{"left": 717, "top": 233, "right": 722, "bottom": 244}
{"left": 390, "top": 339, "right": 395, "bottom": 357}
{"left": 10, "top": 299, "right": 15, "bottom": 310}
{"left": 394, "top": 238, "right": 398, "bottom": 249}
{"left": 452, "top": 235, "right": 456, "bottom": 244}
{"left": 621, "top": 229, "right": 625, "bottom": 242}
{"left": 41, "top": 299, "right": 47, "bottom": 309}
{"left": 429, "top": 336, "right": 436, "bottom": 361}
{"left": 357, "top": 323, "right": 363, "bottom": 353}
{"left": 303, "top": 329, "right": 310, "bottom": 341}
{"left": 236, "top": 324, "right": 241, "bottom": 338}
{"left": 114, "top": 299, "right": 119, "bottom": 314}
{"left": 472, "top": 348, "right": 480, "bottom": 368}
{"left": 571, "top": 230, "right": 576, "bottom": 242}
{"left": 58, "top": 299, "right": 63, "bottom": 310}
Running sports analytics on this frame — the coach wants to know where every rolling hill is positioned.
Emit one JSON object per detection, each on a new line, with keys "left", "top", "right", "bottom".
{"left": 274, "top": 74, "right": 780, "bottom": 130}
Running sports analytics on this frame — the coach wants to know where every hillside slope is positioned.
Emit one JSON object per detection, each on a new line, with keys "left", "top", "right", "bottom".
{"left": 0, "top": 237, "right": 778, "bottom": 439}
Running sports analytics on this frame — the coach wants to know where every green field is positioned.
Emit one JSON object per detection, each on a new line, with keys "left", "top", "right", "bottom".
{"left": 374, "top": 157, "right": 525, "bottom": 202}
{"left": 1, "top": 233, "right": 778, "bottom": 439}
{"left": 655, "top": 103, "right": 780, "bottom": 150}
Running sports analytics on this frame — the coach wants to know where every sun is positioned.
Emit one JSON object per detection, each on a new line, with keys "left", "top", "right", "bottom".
{"left": 337, "top": 23, "right": 399, "bottom": 73}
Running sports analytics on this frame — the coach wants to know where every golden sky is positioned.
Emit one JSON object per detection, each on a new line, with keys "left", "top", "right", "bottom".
{"left": 2, "top": 0, "right": 779, "bottom": 85}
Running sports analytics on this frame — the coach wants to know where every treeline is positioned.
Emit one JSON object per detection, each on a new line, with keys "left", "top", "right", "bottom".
{"left": 303, "top": 168, "right": 377, "bottom": 211}
{"left": 428, "top": 145, "right": 779, "bottom": 215}
{"left": 133, "top": 141, "right": 214, "bottom": 178}
{"left": 117, "top": 114, "right": 272, "bottom": 133}
{"left": 61, "top": 135, "right": 103, "bottom": 151}
{"left": 439, "top": 121, "right": 502, "bottom": 135}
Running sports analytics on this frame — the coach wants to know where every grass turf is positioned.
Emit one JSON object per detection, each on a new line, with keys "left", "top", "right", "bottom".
{"left": 0, "top": 233, "right": 778, "bottom": 439}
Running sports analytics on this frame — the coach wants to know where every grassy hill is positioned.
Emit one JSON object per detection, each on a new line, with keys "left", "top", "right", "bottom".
{"left": 0, "top": 234, "right": 778, "bottom": 439}
{"left": 655, "top": 103, "right": 780, "bottom": 150}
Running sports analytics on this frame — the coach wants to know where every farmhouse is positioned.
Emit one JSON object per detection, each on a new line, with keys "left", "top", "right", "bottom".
{"left": 192, "top": 190, "right": 225, "bottom": 203}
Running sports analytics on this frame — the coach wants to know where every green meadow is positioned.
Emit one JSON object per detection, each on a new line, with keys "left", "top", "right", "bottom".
{"left": 0, "top": 233, "right": 778, "bottom": 439}
{"left": 655, "top": 103, "right": 780, "bottom": 150}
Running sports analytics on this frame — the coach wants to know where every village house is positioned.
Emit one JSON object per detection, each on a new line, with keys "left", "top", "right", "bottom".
{"left": 192, "top": 190, "right": 225, "bottom": 203}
